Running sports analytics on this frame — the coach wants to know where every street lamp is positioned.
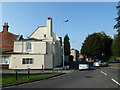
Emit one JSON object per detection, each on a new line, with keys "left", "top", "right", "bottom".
{"left": 62, "top": 20, "right": 69, "bottom": 69}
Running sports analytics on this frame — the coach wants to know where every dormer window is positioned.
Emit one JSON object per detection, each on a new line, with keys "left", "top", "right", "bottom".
{"left": 26, "top": 42, "right": 32, "bottom": 50}
{"left": 44, "top": 34, "right": 46, "bottom": 38}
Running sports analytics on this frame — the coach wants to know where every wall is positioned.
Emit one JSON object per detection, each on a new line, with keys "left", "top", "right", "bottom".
{"left": 14, "top": 41, "right": 46, "bottom": 54}
{"left": 46, "top": 41, "right": 62, "bottom": 67}
{"left": 32, "top": 42, "right": 46, "bottom": 54}
{"left": 70, "top": 50, "right": 76, "bottom": 61}
{"left": 44, "top": 54, "right": 53, "bottom": 69}
{"left": 29, "top": 27, "right": 47, "bottom": 39}
{"left": 9, "top": 54, "right": 44, "bottom": 69}
{"left": 53, "top": 41, "right": 62, "bottom": 67}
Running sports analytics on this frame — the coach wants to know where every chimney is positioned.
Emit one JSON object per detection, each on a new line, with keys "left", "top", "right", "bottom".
{"left": 47, "top": 17, "right": 52, "bottom": 37}
{"left": 3, "top": 22, "right": 9, "bottom": 32}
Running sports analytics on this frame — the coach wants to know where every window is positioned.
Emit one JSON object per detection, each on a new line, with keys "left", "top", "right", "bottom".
{"left": 26, "top": 42, "right": 32, "bottom": 50}
{"left": 22, "top": 58, "right": 33, "bottom": 64}
{"left": 0, "top": 56, "right": 9, "bottom": 64}
{"left": 44, "top": 34, "right": 46, "bottom": 38}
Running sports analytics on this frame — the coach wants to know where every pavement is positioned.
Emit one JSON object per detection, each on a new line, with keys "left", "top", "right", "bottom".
{"left": 2, "top": 67, "right": 74, "bottom": 74}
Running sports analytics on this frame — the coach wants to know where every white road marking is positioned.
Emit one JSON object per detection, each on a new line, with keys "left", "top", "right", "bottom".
{"left": 101, "top": 71, "right": 107, "bottom": 75}
{"left": 111, "top": 78, "right": 120, "bottom": 86}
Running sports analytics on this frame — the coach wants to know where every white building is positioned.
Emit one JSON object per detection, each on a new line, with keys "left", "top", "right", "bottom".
{"left": 9, "top": 17, "right": 62, "bottom": 69}
{"left": 70, "top": 49, "right": 79, "bottom": 62}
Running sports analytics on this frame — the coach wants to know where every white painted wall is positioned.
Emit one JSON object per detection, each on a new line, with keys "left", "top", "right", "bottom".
{"left": 14, "top": 41, "right": 25, "bottom": 53}
{"left": 70, "top": 50, "right": 76, "bottom": 61}
{"left": 14, "top": 41, "right": 47, "bottom": 54}
{"left": 29, "top": 27, "right": 47, "bottom": 39}
{"left": 32, "top": 42, "right": 46, "bottom": 54}
{"left": 9, "top": 54, "right": 44, "bottom": 69}
{"left": 44, "top": 54, "right": 53, "bottom": 69}
{"left": 53, "top": 41, "right": 61, "bottom": 67}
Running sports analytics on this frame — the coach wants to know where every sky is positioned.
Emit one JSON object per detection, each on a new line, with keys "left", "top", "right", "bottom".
{"left": 1, "top": 2, "right": 118, "bottom": 51}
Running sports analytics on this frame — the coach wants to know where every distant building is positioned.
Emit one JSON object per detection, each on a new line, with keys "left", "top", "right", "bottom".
{"left": 9, "top": 17, "right": 62, "bottom": 69}
{"left": 70, "top": 49, "right": 79, "bottom": 61}
{"left": 0, "top": 23, "right": 22, "bottom": 69}
{"left": 79, "top": 53, "right": 84, "bottom": 59}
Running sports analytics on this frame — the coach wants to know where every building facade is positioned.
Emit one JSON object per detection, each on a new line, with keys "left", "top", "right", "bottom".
{"left": 0, "top": 23, "right": 22, "bottom": 69}
{"left": 70, "top": 49, "right": 79, "bottom": 62}
{"left": 9, "top": 17, "right": 62, "bottom": 69}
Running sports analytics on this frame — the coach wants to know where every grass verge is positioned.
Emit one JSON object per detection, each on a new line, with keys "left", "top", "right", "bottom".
{"left": 109, "top": 63, "right": 120, "bottom": 65}
{"left": 1, "top": 73, "right": 62, "bottom": 86}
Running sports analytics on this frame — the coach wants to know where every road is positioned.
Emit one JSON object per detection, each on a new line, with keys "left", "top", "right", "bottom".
{"left": 3, "top": 64, "right": 120, "bottom": 89}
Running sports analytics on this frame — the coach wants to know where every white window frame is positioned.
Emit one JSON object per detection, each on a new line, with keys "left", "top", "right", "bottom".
{"left": 22, "top": 58, "right": 33, "bottom": 64}
{"left": 26, "top": 42, "right": 32, "bottom": 50}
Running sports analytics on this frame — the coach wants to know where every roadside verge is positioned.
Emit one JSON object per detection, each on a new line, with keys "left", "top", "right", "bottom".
{"left": 2, "top": 73, "right": 65, "bottom": 88}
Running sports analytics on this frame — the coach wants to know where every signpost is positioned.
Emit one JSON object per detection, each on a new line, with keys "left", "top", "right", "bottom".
{"left": 28, "top": 68, "right": 30, "bottom": 79}
{"left": 15, "top": 68, "right": 31, "bottom": 80}
{"left": 42, "top": 65, "right": 44, "bottom": 72}
{"left": 15, "top": 69, "right": 18, "bottom": 81}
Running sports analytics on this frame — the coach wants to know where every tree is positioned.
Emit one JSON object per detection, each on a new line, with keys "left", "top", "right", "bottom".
{"left": 64, "top": 34, "right": 70, "bottom": 55}
{"left": 114, "top": 1, "right": 120, "bottom": 33}
{"left": 112, "top": 33, "right": 120, "bottom": 57}
{"left": 81, "top": 32, "right": 113, "bottom": 61}
{"left": 112, "top": 1, "right": 120, "bottom": 62}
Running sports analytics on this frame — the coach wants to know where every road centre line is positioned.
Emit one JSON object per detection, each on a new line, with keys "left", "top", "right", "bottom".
{"left": 111, "top": 78, "right": 120, "bottom": 86}
{"left": 100, "top": 70, "right": 120, "bottom": 86}
{"left": 101, "top": 71, "right": 107, "bottom": 75}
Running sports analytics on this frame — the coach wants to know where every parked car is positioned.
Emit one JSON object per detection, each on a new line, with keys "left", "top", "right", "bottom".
{"left": 79, "top": 62, "right": 90, "bottom": 70}
{"left": 100, "top": 61, "right": 109, "bottom": 67}
{"left": 93, "top": 61, "right": 108, "bottom": 67}
{"left": 93, "top": 61, "right": 101, "bottom": 67}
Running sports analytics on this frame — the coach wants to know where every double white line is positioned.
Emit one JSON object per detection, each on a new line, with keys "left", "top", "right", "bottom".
{"left": 101, "top": 71, "right": 120, "bottom": 86}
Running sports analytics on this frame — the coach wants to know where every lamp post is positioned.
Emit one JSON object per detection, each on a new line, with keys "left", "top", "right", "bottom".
{"left": 62, "top": 20, "right": 69, "bottom": 69}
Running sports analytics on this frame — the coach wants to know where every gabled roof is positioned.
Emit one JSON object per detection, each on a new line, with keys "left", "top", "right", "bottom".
{"left": 16, "top": 38, "right": 42, "bottom": 41}
{"left": 29, "top": 26, "right": 46, "bottom": 38}
{"left": 0, "top": 30, "right": 19, "bottom": 53}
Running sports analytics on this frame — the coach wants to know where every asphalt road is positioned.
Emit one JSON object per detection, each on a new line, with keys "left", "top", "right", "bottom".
{"left": 3, "top": 65, "right": 120, "bottom": 89}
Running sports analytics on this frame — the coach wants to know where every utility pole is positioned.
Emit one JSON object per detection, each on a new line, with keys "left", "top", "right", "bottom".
{"left": 62, "top": 20, "right": 69, "bottom": 69}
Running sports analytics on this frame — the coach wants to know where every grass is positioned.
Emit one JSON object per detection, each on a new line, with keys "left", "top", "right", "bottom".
{"left": 109, "top": 63, "right": 120, "bottom": 65}
{"left": 1, "top": 73, "right": 61, "bottom": 86}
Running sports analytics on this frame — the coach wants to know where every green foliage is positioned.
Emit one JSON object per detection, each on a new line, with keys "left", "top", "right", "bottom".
{"left": 64, "top": 34, "right": 70, "bottom": 55}
{"left": 112, "top": 33, "right": 120, "bottom": 57}
{"left": 114, "top": 2, "right": 120, "bottom": 33}
{"left": 81, "top": 32, "right": 113, "bottom": 61}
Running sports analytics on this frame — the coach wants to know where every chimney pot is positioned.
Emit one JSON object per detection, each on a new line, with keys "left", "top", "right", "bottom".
{"left": 4, "top": 22, "right": 8, "bottom": 26}
{"left": 3, "top": 22, "right": 9, "bottom": 32}
{"left": 48, "top": 17, "right": 52, "bottom": 20}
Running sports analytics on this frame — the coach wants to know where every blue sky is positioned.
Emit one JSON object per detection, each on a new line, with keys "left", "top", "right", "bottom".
{"left": 2, "top": 2, "right": 118, "bottom": 51}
